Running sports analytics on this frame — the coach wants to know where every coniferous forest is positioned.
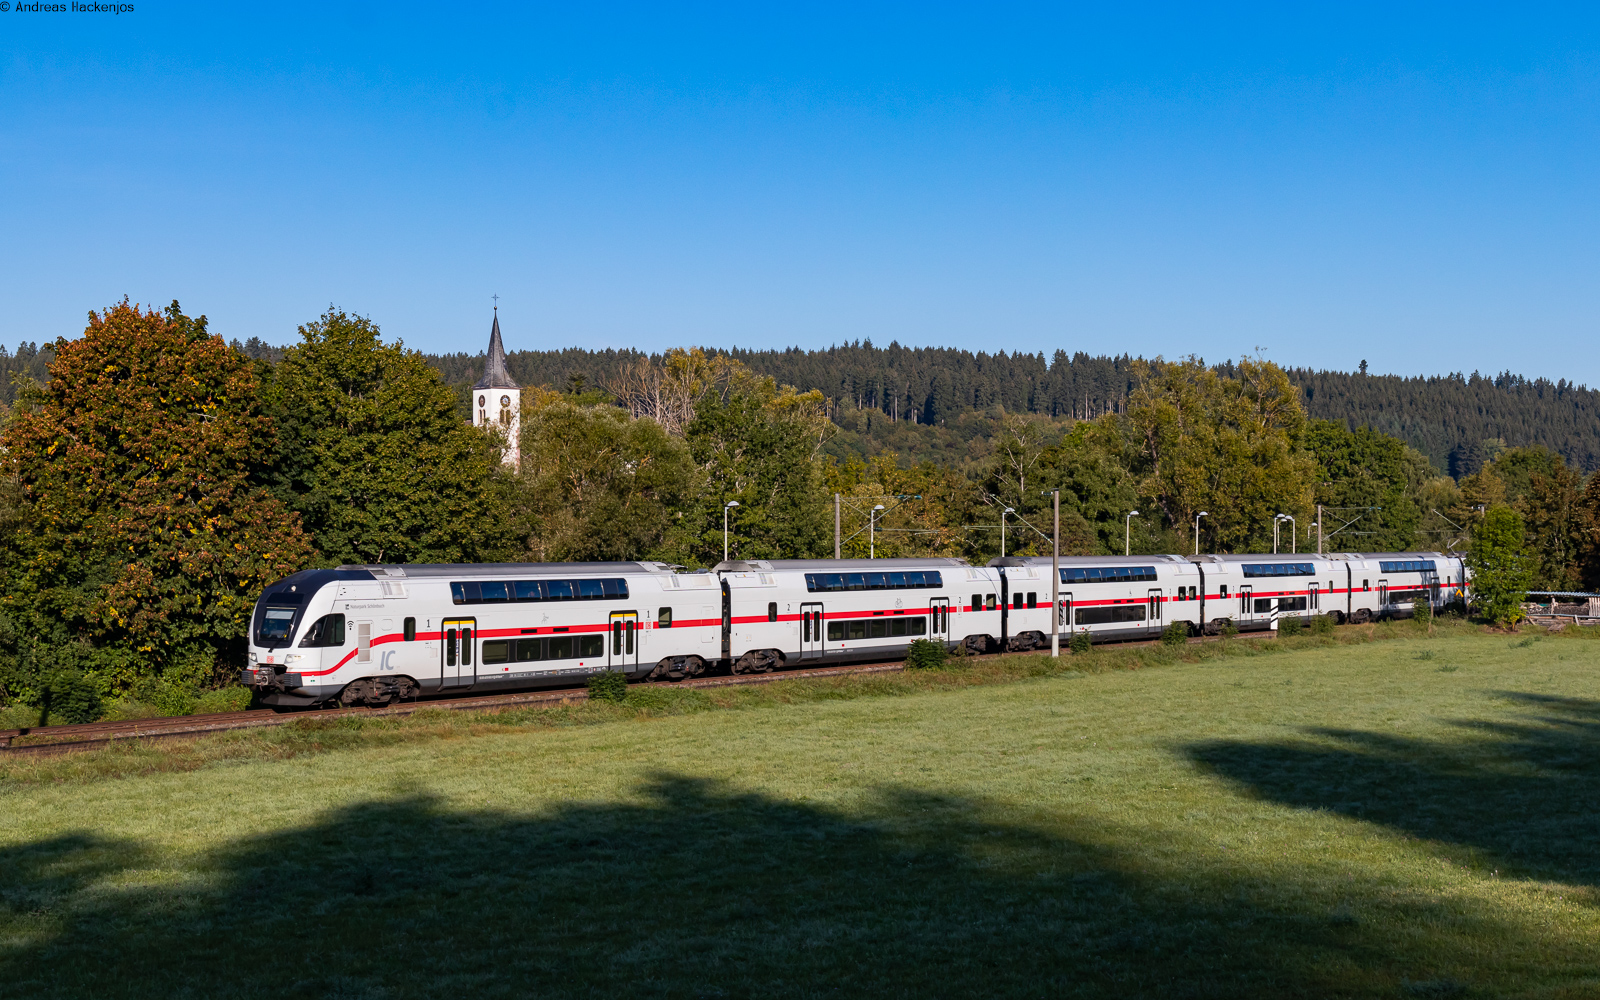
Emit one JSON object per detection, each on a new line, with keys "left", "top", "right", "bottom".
{"left": 419, "top": 342, "right": 1600, "bottom": 475}
{"left": 1, "top": 305, "right": 1599, "bottom": 719}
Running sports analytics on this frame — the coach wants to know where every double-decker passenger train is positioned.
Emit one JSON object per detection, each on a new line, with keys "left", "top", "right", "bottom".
{"left": 242, "top": 550, "right": 1470, "bottom": 708}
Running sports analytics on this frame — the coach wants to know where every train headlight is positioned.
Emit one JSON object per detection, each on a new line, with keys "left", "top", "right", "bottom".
{"left": 284, "top": 654, "right": 302, "bottom": 664}
{"left": 248, "top": 652, "right": 257, "bottom": 664}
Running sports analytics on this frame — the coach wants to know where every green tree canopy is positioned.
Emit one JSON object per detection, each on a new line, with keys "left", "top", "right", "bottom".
{"left": 261, "top": 308, "right": 514, "bottom": 566}
{"left": 0, "top": 301, "right": 314, "bottom": 694}
{"left": 1304, "top": 420, "right": 1421, "bottom": 552}
{"left": 1468, "top": 504, "right": 1533, "bottom": 627}
{"left": 515, "top": 391, "right": 697, "bottom": 562}
{"left": 1124, "top": 357, "right": 1314, "bottom": 553}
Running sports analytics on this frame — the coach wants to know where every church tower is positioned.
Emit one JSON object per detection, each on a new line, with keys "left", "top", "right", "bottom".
{"left": 472, "top": 308, "right": 521, "bottom": 470}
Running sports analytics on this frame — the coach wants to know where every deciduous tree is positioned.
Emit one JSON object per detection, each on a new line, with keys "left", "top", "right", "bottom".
{"left": 1468, "top": 504, "right": 1533, "bottom": 628}
{"left": 261, "top": 308, "right": 515, "bottom": 566}
{"left": 0, "top": 301, "right": 314, "bottom": 695}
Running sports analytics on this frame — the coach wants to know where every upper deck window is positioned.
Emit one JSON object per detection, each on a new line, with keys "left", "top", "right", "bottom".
{"left": 1379, "top": 560, "right": 1436, "bottom": 573}
{"left": 1059, "top": 566, "right": 1158, "bottom": 584}
{"left": 805, "top": 570, "right": 944, "bottom": 593}
{"left": 1241, "top": 563, "right": 1316, "bottom": 578}
{"left": 451, "top": 578, "right": 630, "bottom": 605}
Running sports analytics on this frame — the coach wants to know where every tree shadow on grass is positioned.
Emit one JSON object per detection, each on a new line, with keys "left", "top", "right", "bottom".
{"left": 0, "top": 772, "right": 1592, "bottom": 999}
{"left": 1188, "top": 691, "right": 1600, "bottom": 885}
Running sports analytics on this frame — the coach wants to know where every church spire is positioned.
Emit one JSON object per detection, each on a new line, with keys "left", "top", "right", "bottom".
{"left": 473, "top": 307, "right": 519, "bottom": 390}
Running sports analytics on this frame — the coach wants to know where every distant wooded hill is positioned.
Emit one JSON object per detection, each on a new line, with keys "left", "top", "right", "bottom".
{"left": 10, "top": 337, "right": 1593, "bottom": 476}
{"left": 424, "top": 343, "right": 1600, "bottom": 476}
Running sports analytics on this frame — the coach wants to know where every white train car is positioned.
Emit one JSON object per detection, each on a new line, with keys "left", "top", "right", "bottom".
{"left": 1327, "top": 552, "right": 1469, "bottom": 621}
{"left": 241, "top": 561, "right": 722, "bottom": 707}
{"left": 1189, "top": 551, "right": 1470, "bottom": 631}
{"left": 990, "top": 555, "right": 1204, "bottom": 645}
{"left": 715, "top": 558, "right": 994, "bottom": 670}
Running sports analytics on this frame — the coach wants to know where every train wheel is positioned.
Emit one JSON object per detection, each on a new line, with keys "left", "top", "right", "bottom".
{"left": 337, "top": 680, "right": 371, "bottom": 708}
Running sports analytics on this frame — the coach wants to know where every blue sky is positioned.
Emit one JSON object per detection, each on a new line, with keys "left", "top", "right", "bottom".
{"left": 3, "top": 3, "right": 1597, "bottom": 382}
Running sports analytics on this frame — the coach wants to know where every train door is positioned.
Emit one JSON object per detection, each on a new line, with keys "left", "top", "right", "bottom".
{"left": 1240, "top": 586, "right": 1255, "bottom": 625}
{"left": 1059, "top": 592, "right": 1072, "bottom": 642}
{"left": 929, "top": 597, "right": 950, "bottom": 646}
{"left": 999, "top": 572, "right": 1010, "bottom": 647}
{"left": 608, "top": 611, "right": 638, "bottom": 672}
{"left": 441, "top": 617, "right": 475, "bottom": 689}
{"left": 1378, "top": 578, "right": 1389, "bottom": 610}
{"left": 1308, "top": 583, "right": 1320, "bottom": 616}
{"left": 800, "top": 602, "right": 825, "bottom": 659}
{"left": 720, "top": 579, "right": 732, "bottom": 663}
{"left": 1148, "top": 588, "right": 1163, "bottom": 637}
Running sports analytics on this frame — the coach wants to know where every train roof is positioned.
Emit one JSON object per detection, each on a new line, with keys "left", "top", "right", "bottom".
{"left": 334, "top": 561, "right": 684, "bottom": 578}
{"left": 713, "top": 558, "right": 970, "bottom": 572}
{"left": 990, "top": 555, "right": 1190, "bottom": 567}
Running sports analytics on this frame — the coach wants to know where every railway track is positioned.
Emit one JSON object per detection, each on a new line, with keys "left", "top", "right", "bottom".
{"left": 0, "top": 660, "right": 912, "bottom": 758}
{"left": 0, "top": 629, "right": 1277, "bottom": 759}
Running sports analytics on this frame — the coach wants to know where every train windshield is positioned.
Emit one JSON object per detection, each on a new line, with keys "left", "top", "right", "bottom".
{"left": 258, "top": 608, "right": 297, "bottom": 644}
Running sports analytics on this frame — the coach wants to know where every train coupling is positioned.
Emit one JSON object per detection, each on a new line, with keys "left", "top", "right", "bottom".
{"left": 241, "top": 667, "right": 304, "bottom": 690}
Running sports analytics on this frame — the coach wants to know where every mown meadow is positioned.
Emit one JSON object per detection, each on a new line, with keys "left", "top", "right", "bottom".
{"left": 3, "top": 622, "right": 1599, "bottom": 998}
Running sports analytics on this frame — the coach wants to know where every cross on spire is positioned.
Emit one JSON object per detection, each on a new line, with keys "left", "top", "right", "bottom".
{"left": 492, "top": 293, "right": 499, "bottom": 311}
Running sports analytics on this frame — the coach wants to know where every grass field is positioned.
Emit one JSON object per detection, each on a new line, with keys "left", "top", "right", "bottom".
{"left": 4, "top": 623, "right": 1600, "bottom": 998}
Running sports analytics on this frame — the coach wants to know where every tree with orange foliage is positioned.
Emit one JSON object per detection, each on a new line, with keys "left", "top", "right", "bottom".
{"left": 0, "top": 301, "right": 314, "bottom": 697}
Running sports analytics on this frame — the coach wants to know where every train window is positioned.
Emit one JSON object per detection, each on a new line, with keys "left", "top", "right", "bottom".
{"left": 848, "top": 621, "right": 867, "bottom": 640}
{"left": 451, "top": 582, "right": 481, "bottom": 604}
{"left": 545, "top": 580, "right": 574, "bottom": 601}
{"left": 986, "top": 594, "right": 997, "bottom": 611}
{"left": 1219, "top": 585, "right": 1228, "bottom": 598}
{"left": 603, "top": 579, "right": 626, "bottom": 598}
{"left": 912, "top": 616, "right": 926, "bottom": 635}
{"left": 804, "top": 571, "right": 941, "bottom": 592}
{"left": 298, "top": 613, "right": 346, "bottom": 648}
{"left": 768, "top": 602, "right": 778, "bottom": 622}
{"left": 481, "top": 640, "right": 511, "bottom": 664}
{"left": 579, "top": 579, "right": 606, "bottom": 600}
{"left": 625, "top": 621, "right": 635, "bottom": 654}
{"left": 1061, "top": 566, "right": 1159, "bottom": 584}
{"left": 514, "top": 638, "right": 543, "bottom": 661}
{"left": 828, "top": 621, "right": 844, "bottom": 641}
{"left": 582, "top": 635, "right": 603, "bottom": 658}
{"left": 259, "top": 608, "right": 297, "bottom": 644}
{"left": 514, "top": 581, "right": 543, "bottom": 601}
{"left": 1028, "top": 592, "right": 1037, "bottom": 608}
{"left": 461, "top": 629, "right": 473, "bottom": 665}
{"left": 403, "top": 617, "right": 416, "bottom": 642}
{"left": 1363, "top": 579, "right": 1370, "bottom": 591}
{"left": 612, "top": 621, "right": 623, "bottom": 655}
{"left": 971, "top": 593, "right": 982, "bottom": 612}
{"left": 445, "top": 628, "right": 457, "bottom": 666}
{"left": 1074, "top": 606, "right": 1146, "bottom": 626}
{"left": 658, "top": 607, "right": 673, "bottom": 628}
{"left": 479, "top": 581, "right": 510, "bottom": 602}
{"left": 548, "top": 636, "right": 575, "bottom": 659}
